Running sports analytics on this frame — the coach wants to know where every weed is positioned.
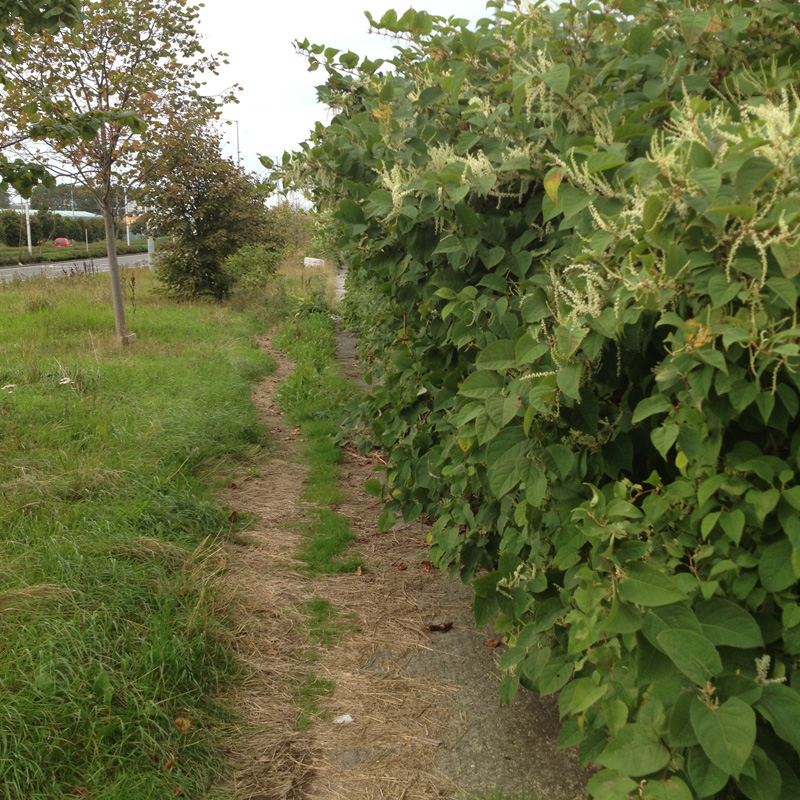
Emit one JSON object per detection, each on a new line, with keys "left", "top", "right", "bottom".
{"left": 294, "top": 672, "right": 335, "bottom": 731}
{"left": 304, "top": 596, "right": 358, "bottom": 647}
{"left": 298, "top": 509, "right": 361, "bottom": 575}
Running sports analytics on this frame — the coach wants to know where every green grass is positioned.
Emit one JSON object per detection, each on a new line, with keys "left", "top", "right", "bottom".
{"left": 298, "top": 509, "right": 361, "bottom": 575}
{"left": 293, "top": 672, "right": 335, "bottom": 731}
{"left": 272, "top": 309, "right": 362, "bottom": 577}
{"left": 0, "top": 269, "right": 274, "bottom": 799}
{"left": 304, "top": 597, "right": 358, "bottom": 647}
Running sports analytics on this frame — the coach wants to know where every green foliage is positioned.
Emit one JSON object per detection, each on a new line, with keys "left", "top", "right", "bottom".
{"left": 0, "top": 269, "right": 274, "bottom": 798}
{"left": 222, "top": 242, "right": 283, "bottom": 291}
{"left": 285, "top": 1, "right": 800, "bottom": 797}
{"left": 143, "top": 125, "right": 268, "bottom": 300}
{"left": 273, "top": 310, "right": 362, "bottom": 574}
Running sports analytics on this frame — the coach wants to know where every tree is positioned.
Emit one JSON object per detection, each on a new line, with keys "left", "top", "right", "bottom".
{"left": 0, "top": 0, "right": 81, "bottom": 195}
{"left": 139, "top": 122, "right": 268, "bottom": 300}
{"left": 30, "top": 182, "right": 97, "bottom": 214}
{"left": 1, "top": 0, "right": 230, "bottom": 342}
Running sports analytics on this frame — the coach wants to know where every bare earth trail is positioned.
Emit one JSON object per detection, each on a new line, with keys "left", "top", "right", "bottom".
{"left": 219, "top": 333, "right": 589, "bottom": 800}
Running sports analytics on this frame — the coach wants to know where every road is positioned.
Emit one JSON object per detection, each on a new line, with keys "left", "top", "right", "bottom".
{"left": 0, "top": 252, "right": 150, "bottom": 284}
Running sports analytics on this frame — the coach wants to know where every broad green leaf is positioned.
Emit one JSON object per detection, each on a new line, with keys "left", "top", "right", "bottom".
{"left": 692, "top": 167, "right": 721, "bottom": 198}
{"left": 557, "top": 363, "right": 582, "bottom": 400}
{"left": 587, "top": 770, "right": 638, "bottom": 800}
{"left": 695, "top": 599, "right": 763, "bottom": 648}
{"left": 417, "top": 85, "right": 446, "bottom": 106}
{"left": 668, "top": 692, "right": 699, "bottom": 747}
{"left": 687, "top": 746, "right": 730, "bottom": 798}
{"left": 625, "top": 22, "right": 653, "bottom": 54}
{"left": 569, "top": 678, "right": 607, "bottom": 714}
{"left": 643, "top": 194, "right": 664, "bottom": 232}
{"left": 540, "top": 62, "right": 570, "bottom": 95}
{"left": 706, "top": 204, "right": 756, "bottom": 220}
{"left": 597, "top": 723, "right": 671, "bottom": 777}
{"left": 707, "top": 273, "right": 742, "bottom": 308}
{"left": 691, "top": 697, "right": 756, "bottom": 778}
{"left": 515, "top": 335, "right": 549, "bottom": 366}
{"left": 755, "top": 683, "right": 800, "bottom": 751}
{"left": 619, "top": 562, "right": 688, "bottom": 607}
{"left": 771, "top": 240, "right": 800, "bottom": 279}
{"left": 735, "top": 156, "right": 774, "bottom": 201}
{"left": 459, "top": 370, "right": 504, "bottom": 399}
{"left": 642, "top": 777, "right": 693, "bottom": 800}
{"left": 480, "top": 245, "right": 505, "bottom": 268}
{"left": 603, "top": 597, "right": 645, "bottom": 634}
{"left": 766, "top": 277, "right": 798, "bottom": 310}
{"left": 558, "top": 186, "right": 593, "bottom": 219}
{"left": 539, "top": 658, "right": 572, "bottom": 695}
{"left": 476, "top": 339, "right": 515, "bottom": 370}
{"left": 656, "top": 629, "right": 722, "bottom": 685}
{"left": 632, "top": 395, "right": 672, "bottom": 424}
{"left": 737, "top": 747, "right": 783, "bottom": 800}
{"left": 498, "top": 155, "right": 530, "bottom": 172}
{"left": 758, "top": 539, "right": 796, "bottom": 592}
{"left": 602, "top": 698, "right": 628, "bottom": 735}
{"left": 720, "top": 509, "right": 745, "bottom": 544}
{"left": 363, "top": 479, "right": 383, "bottom": 497}
{"left": 651, "top": 424, "right": 679, "bottom": 459}
{"left": 587, "top": 153, "right": 626, "bottom": 173}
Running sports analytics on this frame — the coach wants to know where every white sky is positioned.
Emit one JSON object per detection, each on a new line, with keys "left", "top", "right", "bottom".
{"left": 196, "top": 0, "right": 493, "bottom": 175}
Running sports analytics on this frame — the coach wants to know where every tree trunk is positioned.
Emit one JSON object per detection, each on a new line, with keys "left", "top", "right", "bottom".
{"left": 101, "top": 198, "right": 129, "bottom": 343}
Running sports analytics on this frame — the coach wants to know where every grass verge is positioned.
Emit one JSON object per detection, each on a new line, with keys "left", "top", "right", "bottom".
{"left": 0, "top": 269, "right": 273, "bottom": 800}
{"left": 272, "top": 305, "right": 362, "bottom": 576}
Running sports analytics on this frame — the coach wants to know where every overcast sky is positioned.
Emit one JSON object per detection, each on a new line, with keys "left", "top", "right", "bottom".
{"left": 196, "top": 0, "right": 493, "bottom": 175}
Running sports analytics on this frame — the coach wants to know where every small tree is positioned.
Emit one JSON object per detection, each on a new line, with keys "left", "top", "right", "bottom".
{"left": 1, "top": 0, "right": 229, "bottom": 340}
{"left": 140, "top": 124, "right": 268, "bottom": 299}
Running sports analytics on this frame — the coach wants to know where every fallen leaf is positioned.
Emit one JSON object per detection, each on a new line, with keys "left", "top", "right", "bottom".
{"left": 172, "top": 789, "right": 183, "bottom": 796}
{"left": 228, "top": 511, "right": 238, "bottom": 524}
{"left": 420, "top": 560, "right": 432, "bottom": 573}
{"left": 391, "top": 560, "right": 407, "bottom": 571}
{"left": 356, "top": 565, "right": 362, "bottom": 576}
{"left": 429, "top": 622, "right": 453, "bottom": 633}
{"left": 483, "top": 639, "right": 502, "bottom": 648}
{"left": 174, "top": 717, "right": 192, "bottom": 734}
{"left": 229, "top": 482, "right": 238, "bottom": 489}
{"left": 164, "top": 760, "right": 175, "bottom": 770}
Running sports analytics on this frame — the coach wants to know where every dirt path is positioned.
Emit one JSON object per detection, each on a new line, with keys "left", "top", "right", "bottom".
{"left": 219, "top": 333, "right": 589, "bottom": 800}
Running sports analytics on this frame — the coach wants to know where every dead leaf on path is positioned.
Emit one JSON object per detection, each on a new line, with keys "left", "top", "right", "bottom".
{"left": 356, "top": 565, "right": 362, "bottom": 576}
{"left": 391, "top": 560, "right": 407, "bottom": 571}
{"left": 229, "top": 482, "right": 238, "bottom": 490}
{"left": 483, "top": 639, "right": 503, "bottom": 648}
{"left": 420, "top": 560, "right": 432, "bottom": 573}
{"left": 429, "top": 622, "right": 453, "bottom": 633}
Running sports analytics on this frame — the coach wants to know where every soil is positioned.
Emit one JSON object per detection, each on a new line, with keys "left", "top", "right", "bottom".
{"left": 218, "top": 332, "right": 590, "bottom": 800}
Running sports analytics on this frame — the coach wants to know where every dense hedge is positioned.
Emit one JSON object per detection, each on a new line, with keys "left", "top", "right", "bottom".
{"left": 283, "top": 1, "right": 800, "bottom": 798}
{"left": 0, "top": 209, "right": 109, "bottom": 248}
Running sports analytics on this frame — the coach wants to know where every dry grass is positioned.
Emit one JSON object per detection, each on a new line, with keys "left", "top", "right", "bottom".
{"left": 278, "top": 253, "right": 342, "bottom": 308}
{"left": 0, "top": 584, "right": 77, "bottom": 614}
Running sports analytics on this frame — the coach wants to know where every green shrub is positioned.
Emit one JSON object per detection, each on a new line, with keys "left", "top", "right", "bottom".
{"left": 223, "top": 242, "right": 283, "bottom": 290}
{"left": 286, "top": 1, "right": 800, "bottom": 798}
